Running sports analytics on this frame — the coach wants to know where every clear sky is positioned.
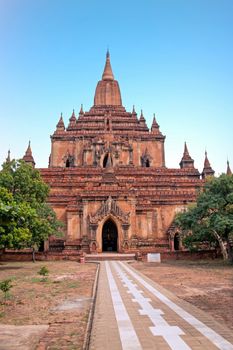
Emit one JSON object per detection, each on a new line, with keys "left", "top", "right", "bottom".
{"left": 0, "top": 0, "right": 232, "bottom": 175}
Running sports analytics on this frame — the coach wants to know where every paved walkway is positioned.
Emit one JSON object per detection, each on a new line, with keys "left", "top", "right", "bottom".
{"left": 89, "top": 261, "right": 233, "bottom": 350}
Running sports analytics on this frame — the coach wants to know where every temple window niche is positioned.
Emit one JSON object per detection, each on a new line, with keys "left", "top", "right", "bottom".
{"left": 103, "top": 154, "right": 108, "bottom": 168}
{"left": 103, "top": 153, "right": 113, "bottom": 168}
{"left": 106, "top": 118, "right": 110, "bottom": 131}
{"left": 141, "top": 149, "right": 151, "bottom": 167}
{"left": 65, "top": 154, "right": 75, "bottom": 168}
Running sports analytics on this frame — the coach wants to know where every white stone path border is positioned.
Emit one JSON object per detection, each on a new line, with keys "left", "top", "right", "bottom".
{"left": 113, "top": 261, "right": 191, "bottom": 350}
{"left": 105, "top": 261, "right": 142, "bottom": 350}
{"left": 119, "top": 261, "right": 233, "bottom": 350}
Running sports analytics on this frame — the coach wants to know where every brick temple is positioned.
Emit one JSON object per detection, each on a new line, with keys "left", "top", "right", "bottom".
{"left": 23, "top": 51, "right": 220, "bottom": 254}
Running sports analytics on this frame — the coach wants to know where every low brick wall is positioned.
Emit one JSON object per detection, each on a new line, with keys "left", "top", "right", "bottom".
{"left": 0, "top": 250, "right": 82, "bottom": 262}
{"left": 0, "top": 249, "right": 219, "bottom": 263}
{"left": 139, "top": 249, "right": 219, "bottom": 262}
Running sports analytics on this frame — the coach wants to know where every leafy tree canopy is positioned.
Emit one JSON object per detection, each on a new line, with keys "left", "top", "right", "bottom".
{"left": 175, "top": 174, "right": 233, "bottom": 261}
{"left": 0, "top": 160, "right": 62, "bottom": 254}
{"left": 0, "top": 159, "right": 49, "bottom": 205}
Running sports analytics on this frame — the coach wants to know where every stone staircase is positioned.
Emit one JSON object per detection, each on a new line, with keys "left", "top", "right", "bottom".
{"left": 85, "top": 253, "right": 136, "bottom": 262}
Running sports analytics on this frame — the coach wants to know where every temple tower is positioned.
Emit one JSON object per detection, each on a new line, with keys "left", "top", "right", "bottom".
{"left": 22, "top": 141, "right": 35, "bottom": 167}
{"left": 202, "top": 151, "right": 214, "bottom": 179}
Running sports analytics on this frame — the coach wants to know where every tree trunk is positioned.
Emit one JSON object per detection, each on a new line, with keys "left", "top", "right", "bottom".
{"left": 213, "top": 230, "right": 228, "bottom": 260}
{"left": 32, "top": 247, "right": 36, "bottom": 263}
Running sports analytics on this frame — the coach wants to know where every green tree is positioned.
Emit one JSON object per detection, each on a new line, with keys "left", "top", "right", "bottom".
{"left": 0, "top": 159, "right": 48, "bottom": 205}
{"left": 175, "top": 174, "right": 233, "bottom": 261}
{"left": 0, "top": 187, "right": 32, "bottom": 249}
{"left": 0, "top": 160, "right": 62, "bottom": 261}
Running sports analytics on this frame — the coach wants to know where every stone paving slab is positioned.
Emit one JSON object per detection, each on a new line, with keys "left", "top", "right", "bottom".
{"left": 89, "top": 261, "right": 233, "bottom": 350}
{"left": 89, "top": 261, "right": 122, "bottom": 350}
{"left": 0, "top": 324, "right": 48, "bottom": 350}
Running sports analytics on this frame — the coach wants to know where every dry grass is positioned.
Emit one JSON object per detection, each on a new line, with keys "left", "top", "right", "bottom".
{"left": 0, "top": 261, "right": 97, "bottom": 349}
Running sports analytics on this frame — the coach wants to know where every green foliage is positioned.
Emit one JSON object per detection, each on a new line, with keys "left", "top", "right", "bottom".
{"left": 0, "top": 188, "right": 33, "bottom": 249}
{"left": 0, "top": 159, "right": 63, "bottom": 251}
{"left": 30, "top": 277, "right": 43, "bottom": 283}
{"left": 0, "top": 160, "right": 49, "bottom": 205}
{"left": 0, "top": 279, "right": 13, "bottom": 300}
{"left": 174, "top": 174, "right": 233, "bottom": 260}
{"left": 38, "top": 266, "right": 49, "bottom": 282}
{"left": 38, "top": 266, "right": 49, "bottom": 276}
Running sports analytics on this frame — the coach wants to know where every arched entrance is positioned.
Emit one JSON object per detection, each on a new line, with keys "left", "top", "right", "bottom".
{"left": 102, "top": 219, "right": 118, "bottom": 252}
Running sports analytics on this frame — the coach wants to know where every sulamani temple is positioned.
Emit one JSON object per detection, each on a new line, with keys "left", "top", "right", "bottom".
{"left": 21, "top": 51, "right": 231, "bottom": 255}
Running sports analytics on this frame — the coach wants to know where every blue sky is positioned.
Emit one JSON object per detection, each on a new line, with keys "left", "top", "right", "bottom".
{"left": 0, "top": 0, "right": 232, "bottom": 174}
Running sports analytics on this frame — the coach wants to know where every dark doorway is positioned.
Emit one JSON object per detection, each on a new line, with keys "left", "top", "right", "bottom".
{"left": 102, "top": 220, "right": 118, "bottom": 252}
{"left": 174, "top": 233, "right": 180, "bottom": 251}
{"left": 103, "top": 154, "right": 108, "bottom": 168}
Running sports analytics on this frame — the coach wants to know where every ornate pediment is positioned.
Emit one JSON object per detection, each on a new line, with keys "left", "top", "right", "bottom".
{"left": 89, "top": 196, "right": 129, "bottom": 224}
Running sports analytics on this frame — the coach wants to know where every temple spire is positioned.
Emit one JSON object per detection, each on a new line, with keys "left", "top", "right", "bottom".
{"left": 204, "top": 151, "right": 211, "bottom": 168}
{"left": 94, "top": 52, "right": 122, "bottom": 106}
{"left": 184, "top": 142, "right": 189, "bottom": 157}
{"left": 56, "top": 113, "right": 65, "bottom": 131}
{"left": 179, "top": 142, "right": 194, "bottom": 169}
{"left": 67, "top": 109, "right": 76, "bottom": 130}
{"left": 226, "top": 160, "right": 232, "bottom": 175}
{"left": 132, "top": 105, "right": 137, "bottom": 120}
{"left": 79, "top": 104, "right": 84, "bottom": 115}
{"left": 151, "top": 113, "right": 161, "bottom": 134}
{"left": 139, "top": 110, "right": 146, "bottom": 123}
{"left": 22, "top": 141, "right": 35, "bottom": 167}
{"left": 6, "top": 149, "right": 11, "bottom": 163}
{"left": 202, "top": 151, "right": 214, "bottom": 179}
{"left": 102, "top": 50, "right": 114, "bottom": 81}
{"left": 70, "top": 109, "right": 76, "bottom": 121}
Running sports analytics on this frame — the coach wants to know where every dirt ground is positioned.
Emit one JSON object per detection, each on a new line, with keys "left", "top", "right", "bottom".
{"left": 131, "top": 259, "right": 233, "bottom": 331}
{"left": 0, "top": 261, "right": 97, "bottom": 349}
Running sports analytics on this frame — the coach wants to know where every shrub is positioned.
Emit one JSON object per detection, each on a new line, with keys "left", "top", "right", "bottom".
{"left": 0, "top": 279, "right": 13, "bottom": 300}
{"left": 38, "top": 266, "right": 49, "bottom": 281}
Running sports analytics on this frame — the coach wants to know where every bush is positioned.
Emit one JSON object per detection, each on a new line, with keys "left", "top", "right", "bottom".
{"left": 38, "top": 266, "right": 49, "bottom": 281}
{"left": 0, "top": 279, "right": 13, "bottom": 300}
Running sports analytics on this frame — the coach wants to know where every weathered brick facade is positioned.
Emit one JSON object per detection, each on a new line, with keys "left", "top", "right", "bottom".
{"left": 38, "top": 52, "right": 206, "bottom": 254}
